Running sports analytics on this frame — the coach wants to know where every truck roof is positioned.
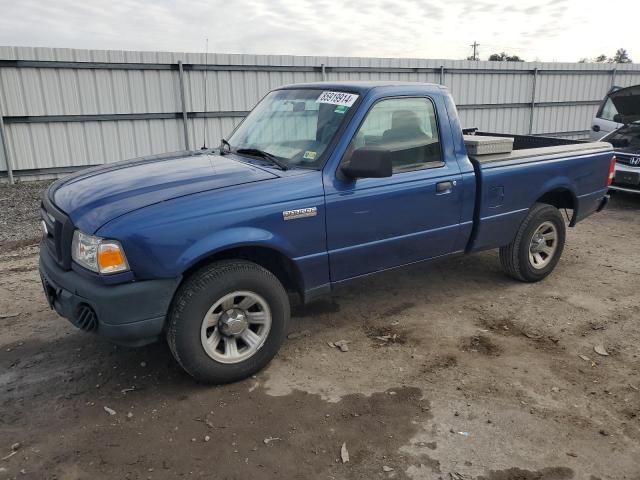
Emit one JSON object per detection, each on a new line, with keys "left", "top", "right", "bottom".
{"left": 277, "top": 81, "right": 444, "bottom": 95}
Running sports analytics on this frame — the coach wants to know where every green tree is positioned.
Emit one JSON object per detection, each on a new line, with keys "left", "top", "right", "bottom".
{"left": 488, "top": 52, "right": 524, "bottom": 62}
{"left": 612, "top": 48, "right": 632, "bottom": 63}
{"left": 580, "top": 51, "right": 632, "bottom": 63}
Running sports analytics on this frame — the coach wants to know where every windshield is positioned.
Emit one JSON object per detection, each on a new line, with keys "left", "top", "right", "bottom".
{"left": 227, "top": 89, "right": 359, "bottom": 169}
{"left": 606, "top": 123, "right": 640, "bottom": 150}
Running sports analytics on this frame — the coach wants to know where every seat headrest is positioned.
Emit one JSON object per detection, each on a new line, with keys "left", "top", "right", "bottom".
{"left": 391, "top": 110, "right": 422, "bottom": 130}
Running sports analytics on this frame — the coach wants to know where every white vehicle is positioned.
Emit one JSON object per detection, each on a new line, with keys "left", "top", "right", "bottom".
{"left": 590, "top": 85, "right": 640, "bottom": 140}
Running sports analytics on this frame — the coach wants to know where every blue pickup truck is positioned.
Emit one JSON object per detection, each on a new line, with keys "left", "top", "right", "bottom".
{"left": 39, "top": 82, "right": 614, "bottom": 383}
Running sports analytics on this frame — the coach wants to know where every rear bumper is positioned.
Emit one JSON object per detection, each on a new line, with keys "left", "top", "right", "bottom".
{"left": 611, "top": 163, "right": 640, "bottom": 193}
{"left": 39, "top": 245, "right": 181, "bottom": 346}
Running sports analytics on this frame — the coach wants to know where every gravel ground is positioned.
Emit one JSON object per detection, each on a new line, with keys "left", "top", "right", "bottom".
{"left": 0, "top": 181, "right": 53, "bottom": 248}
{"left": 0, "top": 184, "right": 639, "bottom": 480}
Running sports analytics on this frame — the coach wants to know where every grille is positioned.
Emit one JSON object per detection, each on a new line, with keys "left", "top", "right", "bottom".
{"left": 41, "top": 193, "right": 74, "bottom": 270}
{"left": 41, "top": 206, "right": 58, "bottom": 261}
{"left": 75, "top": 304, "right": 98, "bottom": 331}
{"left": 616, "top": 154, "right": 640, "bottom": 167}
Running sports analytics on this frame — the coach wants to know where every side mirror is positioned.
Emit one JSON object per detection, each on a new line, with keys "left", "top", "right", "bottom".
{"left": 613, "top": 113, "right": 623, "bottom": 123}
{"left": 341, "top": 147, "right": 393, "bottom": 179}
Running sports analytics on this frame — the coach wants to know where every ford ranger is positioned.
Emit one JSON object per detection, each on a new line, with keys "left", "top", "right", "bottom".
{"left": 39, "top": 82, "right": 614, "bottom": 383}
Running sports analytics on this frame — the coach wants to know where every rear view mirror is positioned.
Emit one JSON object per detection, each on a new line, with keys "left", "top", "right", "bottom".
{"left": 292, "top": 102, "right": 306, "bottom": 112}
{"left": 341, "top": 147, "right": 393, "bottom": 179}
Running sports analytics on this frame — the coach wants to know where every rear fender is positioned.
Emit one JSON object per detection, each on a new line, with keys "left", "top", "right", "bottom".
{"left": 535, "top": 178, "right": 578, "bottom": 224}
{"left": 537, "top": 177, "right": 577, "bottom": 204}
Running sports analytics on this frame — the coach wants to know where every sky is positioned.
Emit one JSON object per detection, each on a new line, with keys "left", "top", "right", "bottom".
{"left": 0, "top": 0, "right": 637, "bottom": 63}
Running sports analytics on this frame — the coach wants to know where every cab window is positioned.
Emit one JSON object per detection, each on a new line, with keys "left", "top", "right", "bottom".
{"left": 347, "top": 97, "right": 443, "bottom": 173}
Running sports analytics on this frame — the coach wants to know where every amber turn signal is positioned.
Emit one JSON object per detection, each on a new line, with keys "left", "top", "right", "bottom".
{"left": 97, "top": 242, "right": 129, "bottom": 274}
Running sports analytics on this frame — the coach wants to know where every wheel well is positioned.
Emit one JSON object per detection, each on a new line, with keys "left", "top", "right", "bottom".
{"left": 183, "top": 246, "right": 304, "bottom": 297}
{"left": 536, "top": 189, "right": 576, "bottom": 223}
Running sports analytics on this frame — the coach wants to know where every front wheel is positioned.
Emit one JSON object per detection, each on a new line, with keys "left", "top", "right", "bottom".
{"left": 167, "top": 260, "right": 290, "bottom": 383}
{"left": 499, "top": 203, "right": 566, "bottom": 282}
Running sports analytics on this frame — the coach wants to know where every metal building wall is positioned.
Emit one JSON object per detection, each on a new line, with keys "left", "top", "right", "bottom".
{"left": 1, "top": 46, "right": 640, "bottom": 179}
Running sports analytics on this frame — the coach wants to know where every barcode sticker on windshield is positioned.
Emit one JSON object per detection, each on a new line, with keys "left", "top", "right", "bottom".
{"left": 316, "top": 91, "right": 358, "bottom": 107}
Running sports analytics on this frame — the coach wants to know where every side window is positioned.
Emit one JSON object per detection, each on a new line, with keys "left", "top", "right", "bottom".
{"left": 347, "top": 97, "right": 442, "bottom": 173}
{"left": 598, "top": 97, "right": 619, "bottom": 122}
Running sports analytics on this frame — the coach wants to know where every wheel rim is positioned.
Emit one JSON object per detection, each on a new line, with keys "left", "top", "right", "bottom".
{"left": 200, "top": 291, "right": 272, "bottom": 364}
{"left": 528, "top": 221, "right": 558, "bottom": 270}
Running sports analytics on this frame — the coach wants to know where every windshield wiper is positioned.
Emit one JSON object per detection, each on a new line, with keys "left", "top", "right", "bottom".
{"left": 219, "top": 138, "right": 232, "bottom": 155}
{"left": 235, "top": 148, "right": 288, "bottom": 171}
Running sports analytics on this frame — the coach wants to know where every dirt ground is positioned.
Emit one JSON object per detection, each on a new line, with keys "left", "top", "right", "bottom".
{"left": 0, "top": 185, "right": 639, "bottom": 480}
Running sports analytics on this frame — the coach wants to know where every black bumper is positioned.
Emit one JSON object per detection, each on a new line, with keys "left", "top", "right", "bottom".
{"left": 39, "top": 245, "right": 181, "bottom": 347}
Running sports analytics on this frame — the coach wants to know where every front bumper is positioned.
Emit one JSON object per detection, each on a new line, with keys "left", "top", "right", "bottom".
{"left": 39, "top": 245, "right": 181, "bottom": 346}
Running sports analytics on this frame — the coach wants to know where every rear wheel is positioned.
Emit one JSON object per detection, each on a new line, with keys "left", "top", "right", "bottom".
{"left": 167, "top": 260, "right": 290, "bottom": 383}
{"left": 499, "top": 203, "right": 566, "bottom": 282}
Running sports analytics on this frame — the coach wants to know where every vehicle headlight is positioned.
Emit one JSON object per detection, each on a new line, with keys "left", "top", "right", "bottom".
{"left": 71, "top": 230, "right": 129, "bottom": 274}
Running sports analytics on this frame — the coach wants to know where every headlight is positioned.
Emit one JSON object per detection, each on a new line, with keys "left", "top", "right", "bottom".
{"left": 71, "top": 230, "right": 129, "bottom": 274}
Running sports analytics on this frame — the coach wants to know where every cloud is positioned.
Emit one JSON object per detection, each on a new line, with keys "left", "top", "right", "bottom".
{"left": 502, "top": 5, "right": 519, "bottom": 13}
{"left": 407, "top": 0, "right": 445, "bottom": 20}
{"left": 0, "top": 0, "right": 637, "bottom": 63}
{"left": 522, "top": 5, "right": 541, "bottom": 14}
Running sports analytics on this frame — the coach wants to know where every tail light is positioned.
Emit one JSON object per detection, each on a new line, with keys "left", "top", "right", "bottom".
{"left": 607, "top": 156, "right": 616, "bottom": 186}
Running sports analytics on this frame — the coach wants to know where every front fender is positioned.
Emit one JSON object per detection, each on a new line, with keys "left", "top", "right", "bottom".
{"left": 178, "top": 226, "right": 299, "bottom": 272}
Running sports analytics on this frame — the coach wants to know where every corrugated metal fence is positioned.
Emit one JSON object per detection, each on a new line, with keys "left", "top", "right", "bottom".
{"left": 1, "top": 46, "right": 640, "bottom": 182}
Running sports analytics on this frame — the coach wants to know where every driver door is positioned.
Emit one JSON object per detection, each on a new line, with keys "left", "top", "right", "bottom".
{"left": 324, "top": 96, "right": 463, "bottom": 282}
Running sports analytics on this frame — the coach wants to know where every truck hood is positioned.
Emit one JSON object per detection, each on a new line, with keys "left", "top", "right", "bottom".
{"left": 51, "top": 151, "right": 278, "bottom": 233}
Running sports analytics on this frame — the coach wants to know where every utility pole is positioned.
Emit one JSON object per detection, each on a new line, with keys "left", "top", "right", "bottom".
{"left": 470, "top": 41, "right": 480, "bottom": 61}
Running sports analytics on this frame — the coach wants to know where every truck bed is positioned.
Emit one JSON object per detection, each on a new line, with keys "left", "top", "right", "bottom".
{"left": 462, "top": 131, "right": 613, "bottom": 253}
{"left": 464, "top": 130, "right": 611, "bottom": 164}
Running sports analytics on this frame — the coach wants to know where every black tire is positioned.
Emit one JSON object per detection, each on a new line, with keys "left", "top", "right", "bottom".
{"left": 167, "top": 260, "right": 290, "bottom": 384}
{"left": 499, "top": 203, "right": 566, "bottom": 282}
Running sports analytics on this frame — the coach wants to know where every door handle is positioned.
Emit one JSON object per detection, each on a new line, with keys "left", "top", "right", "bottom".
{"left": 592, "top": 125, "right": 600, "bottom": 132}
{"left": 436, "top": 180, "right": 454, "bottom": 193}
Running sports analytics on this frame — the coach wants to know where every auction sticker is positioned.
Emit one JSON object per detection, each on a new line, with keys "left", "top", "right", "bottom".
{"left": 316, "top": 91, "right": 358, "bottom": 107}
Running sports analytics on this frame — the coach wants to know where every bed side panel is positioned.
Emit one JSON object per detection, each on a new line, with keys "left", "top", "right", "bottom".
{"left": 468, "top": 149, "right": 612, "bottom": 252}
